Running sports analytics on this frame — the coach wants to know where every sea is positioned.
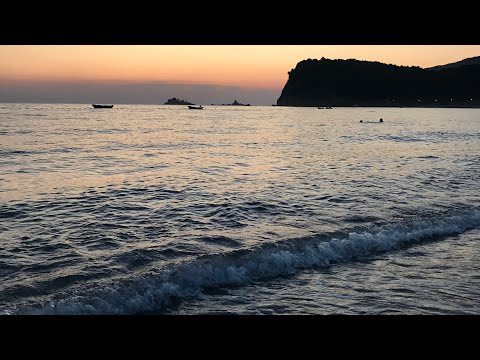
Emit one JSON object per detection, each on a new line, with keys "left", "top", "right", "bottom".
{"left": 1, "top": 104, "right": 479, "bottom": 315}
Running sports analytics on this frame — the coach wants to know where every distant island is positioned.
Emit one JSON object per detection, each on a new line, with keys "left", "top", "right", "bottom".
{"left": 277, "top": 56, "right": 480, "bottom": 107}
{"left": 210, "top": 100, "right": 251, "bottom": 106}
{"left": 164, "top": 97, "right": 194, "bottom": 105}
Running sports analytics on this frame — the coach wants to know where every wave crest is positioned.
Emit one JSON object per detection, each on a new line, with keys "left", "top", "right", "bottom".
{"left": 12, "top": 209, "right": 480, "bottom": 315}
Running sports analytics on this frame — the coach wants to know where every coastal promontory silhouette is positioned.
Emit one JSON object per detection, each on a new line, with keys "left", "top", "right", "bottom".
{"left": 277, "top": 57, "right": 480, "bottom": 107}
{"left": 210, "top": 100, "right": 251, "bottom": 106}
{"left": 426, "top": 56, "right": 480, "bottom": 71}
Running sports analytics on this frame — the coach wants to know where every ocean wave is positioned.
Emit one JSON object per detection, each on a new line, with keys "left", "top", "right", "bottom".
{"left": 0, "top": 147, "right": 84, "bottom": 157}
{"left": 8, "top": 209, "right": 480, "bottom": 315}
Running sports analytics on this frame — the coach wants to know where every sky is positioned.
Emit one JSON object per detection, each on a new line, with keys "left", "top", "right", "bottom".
{"left": 1, "top": 45, "right": 480, "bottom": 105}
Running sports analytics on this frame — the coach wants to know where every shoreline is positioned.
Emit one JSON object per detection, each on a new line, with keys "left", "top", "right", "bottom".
{"left": 2, "top": 102, "right": 480, "bottom": 109}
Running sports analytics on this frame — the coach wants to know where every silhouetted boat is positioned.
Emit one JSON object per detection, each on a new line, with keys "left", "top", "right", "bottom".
{"left": 188, "top": 105, "right": 203, "bottom": 110}
{"left": 92, "top": 104, "right": 113, "bottom": 109}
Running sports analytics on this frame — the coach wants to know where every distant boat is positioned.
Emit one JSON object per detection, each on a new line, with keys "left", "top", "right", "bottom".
{"left": 92, "top": 104, "right": 113, "bottom": 109}
{"left": 188, "top": 105, "right": 203, "bottom": 110}
{"left": 318, "top": 107, "right": 324, "bottom": 109}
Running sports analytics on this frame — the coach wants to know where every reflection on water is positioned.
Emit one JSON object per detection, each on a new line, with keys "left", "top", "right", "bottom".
{"left": 0, "top": 104, "right": 479, "bottom": 314}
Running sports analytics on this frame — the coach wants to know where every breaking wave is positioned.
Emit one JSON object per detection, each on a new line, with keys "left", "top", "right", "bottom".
{"left": 9, "top": 209, "right": 480, "bottom": 315}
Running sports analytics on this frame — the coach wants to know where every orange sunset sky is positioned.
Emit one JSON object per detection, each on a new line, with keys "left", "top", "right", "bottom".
{"left": 1, "top": 45, "right": 480, "bottom": 104}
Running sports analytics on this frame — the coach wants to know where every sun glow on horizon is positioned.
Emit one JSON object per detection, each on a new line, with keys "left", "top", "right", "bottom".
{"left": 2, "top": 45, "right": 480, "bottom": 91}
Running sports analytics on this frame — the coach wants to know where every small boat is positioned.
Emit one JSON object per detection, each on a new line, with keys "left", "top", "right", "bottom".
{"left": 92, "top": 104, "right": 113, "bottom": 109}
{"left": 188, "top": 105, "right": 203, "bottom": 110}
{"left": 318, "top": 107, "right": 324, "bottom": 109}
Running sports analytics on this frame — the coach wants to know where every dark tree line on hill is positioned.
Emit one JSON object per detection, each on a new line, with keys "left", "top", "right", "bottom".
{"left": 276, "top": 58, "right": 480, "bottom": 107}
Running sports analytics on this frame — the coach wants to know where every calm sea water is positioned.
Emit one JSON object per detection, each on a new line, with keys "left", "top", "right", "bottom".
{"left": 1, "top": 104, "right": 479, "bottom": 314}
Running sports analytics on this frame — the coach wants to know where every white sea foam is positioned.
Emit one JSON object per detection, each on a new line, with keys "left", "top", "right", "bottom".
{"left": 20, "top": 210, "right": 480, "bottom": 315}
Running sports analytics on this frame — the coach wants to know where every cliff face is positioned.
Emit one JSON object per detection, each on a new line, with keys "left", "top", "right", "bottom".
{"left": 276, "top": 58, "right": 480, "bottom": 107}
